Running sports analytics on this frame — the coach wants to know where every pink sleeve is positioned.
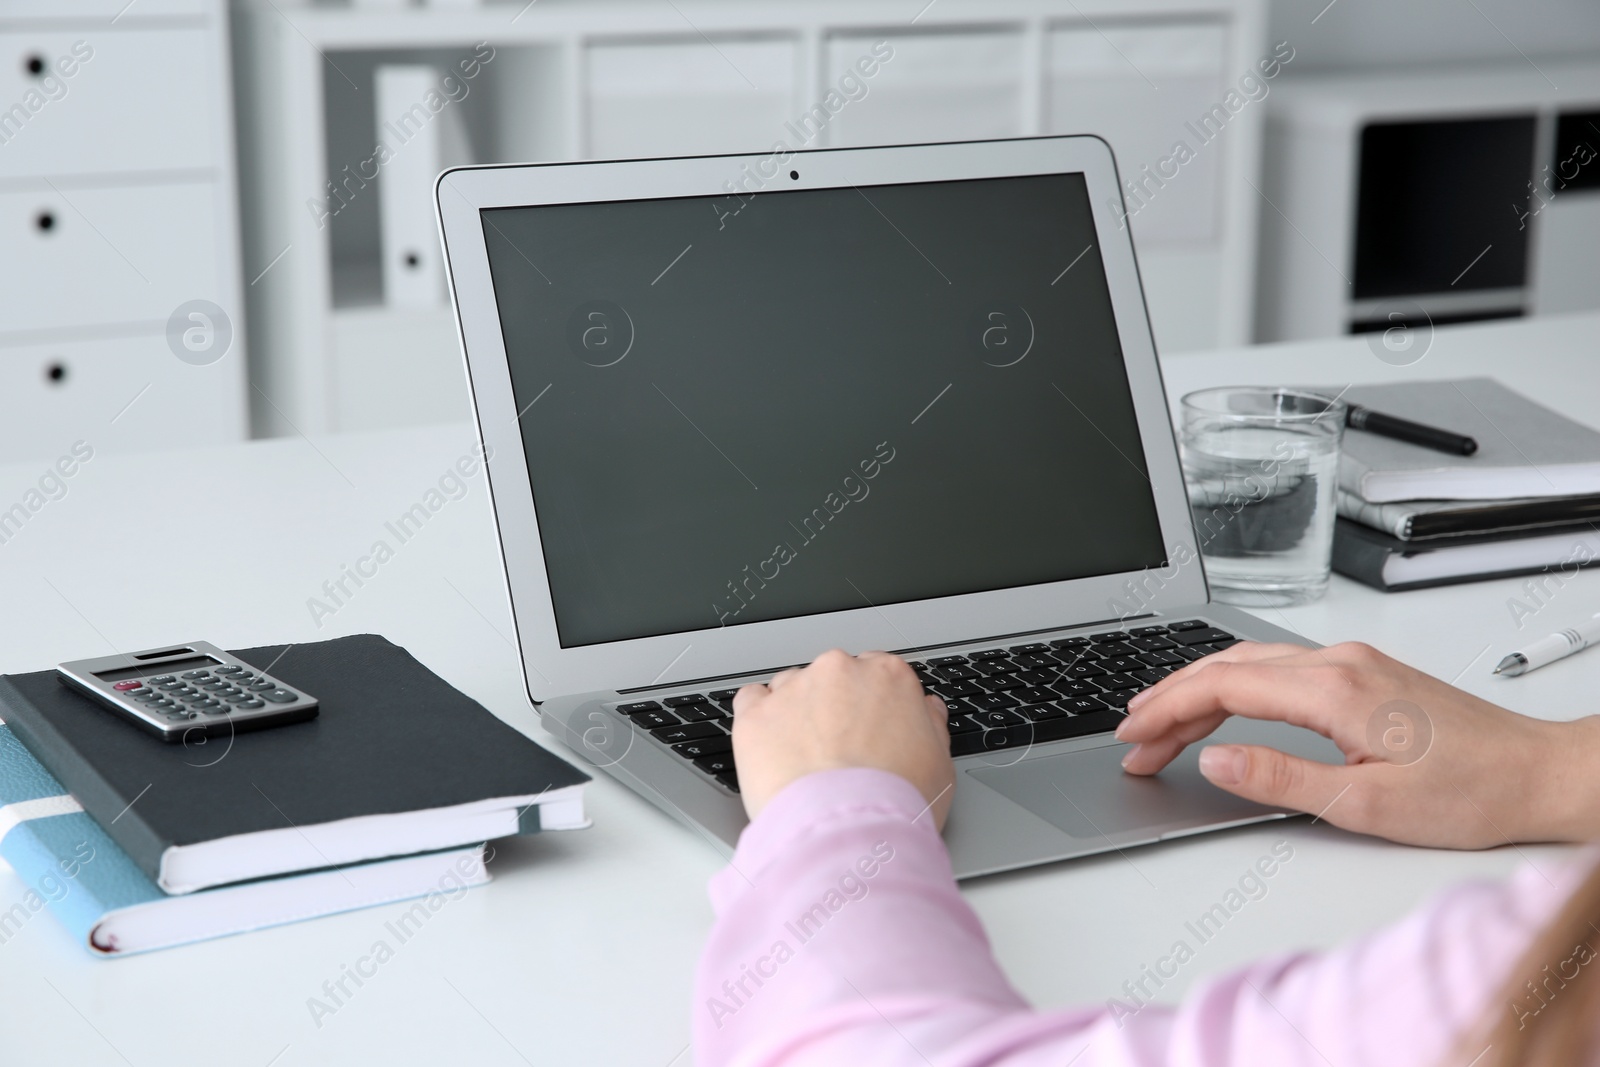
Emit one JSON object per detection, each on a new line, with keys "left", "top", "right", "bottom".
{"left": 693, "top": 767, "right": 1593, "bottom": 1067}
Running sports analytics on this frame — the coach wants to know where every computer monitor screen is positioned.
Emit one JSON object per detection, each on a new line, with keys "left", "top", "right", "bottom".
{"left": 482, "top": 172, "right": 1166, "bottom": 647}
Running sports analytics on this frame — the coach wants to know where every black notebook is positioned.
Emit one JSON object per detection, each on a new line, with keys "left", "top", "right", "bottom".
{"left": 1331, "top": 518, "right": 1600, "bottom": 592}
{"left": 0, "top": 634, "right": 589, "bottom": 894}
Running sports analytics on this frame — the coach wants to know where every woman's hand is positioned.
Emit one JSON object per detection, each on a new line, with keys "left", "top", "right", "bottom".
{"left": 731, "top": 649, "right": 955, "bottom": 829}
{"left": 1116, "top": 640, "right": 1600, "bottom": 848}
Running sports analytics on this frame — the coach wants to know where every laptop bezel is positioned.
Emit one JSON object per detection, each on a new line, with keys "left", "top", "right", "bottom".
{"left": 436, "top": 136, "right": 1208, "bottom": 702}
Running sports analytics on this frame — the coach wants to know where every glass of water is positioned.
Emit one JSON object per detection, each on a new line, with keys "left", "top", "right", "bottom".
{"left": 1179, "top": 387, "right": 1346, "bottom": 607}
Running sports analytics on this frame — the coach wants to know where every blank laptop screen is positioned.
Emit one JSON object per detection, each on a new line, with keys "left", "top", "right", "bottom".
{"left": 481, "top": 172, "right": 1166, "bottom": 648}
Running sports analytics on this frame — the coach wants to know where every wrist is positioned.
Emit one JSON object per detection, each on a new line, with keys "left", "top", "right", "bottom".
{"left": 1534, "top": 715, "right": 1600, "bottom": 842}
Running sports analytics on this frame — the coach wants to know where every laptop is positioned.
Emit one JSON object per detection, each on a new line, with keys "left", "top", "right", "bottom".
{"left": 435, "top": 135, "right": 1340, "bottom": 879}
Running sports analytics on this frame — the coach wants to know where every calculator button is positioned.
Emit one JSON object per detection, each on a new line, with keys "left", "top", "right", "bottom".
{"left": 149, "top": 675, "right": 176, "bottom": 683}
{"left": 213, "top": 665, "right": 242, "bottom": 675}
{"left": 181, "top": 670, "right": 210, "bottom": 680}
{"left": 246, "top": 680, "right": 274, "bottom": 692}
{"left": 201, "top": 706, "right": 231, "bottom": 716}
{"left": 112, "top": 680, "right": 142, "bottom": 691}
{"left": 261, "top": 689, "right": 299, "bottom": 704}
{"left": 193, "top": 699, "right": 224, "bottom": 709}
{"left": 236, "top": 699, "right": 265, "bottom": 709}
{"left": 222, "top": 692, "right": 252, "bottom": 703}
{"left": 131, "top": 690, "right": 159, "bottom": 701}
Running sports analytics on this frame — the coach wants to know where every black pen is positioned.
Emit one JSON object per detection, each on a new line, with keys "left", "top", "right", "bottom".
{"left": 1346, "top": 404, "right": 1478, "bottom": 456}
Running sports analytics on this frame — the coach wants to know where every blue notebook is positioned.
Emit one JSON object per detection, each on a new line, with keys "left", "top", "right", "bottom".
{"left": 0, "top": 726, "right": 489, "bottom": 957}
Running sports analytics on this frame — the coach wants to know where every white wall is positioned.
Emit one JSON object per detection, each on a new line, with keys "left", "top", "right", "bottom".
{"left": 1269, "top": 0, "right": 1600, "bottom": 72}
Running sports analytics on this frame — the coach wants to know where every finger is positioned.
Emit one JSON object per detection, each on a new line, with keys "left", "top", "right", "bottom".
{"left": 1129, "top": 641, "right": 1309, "bottom": 710}
{"left": 1195, "top": 743, "right": 1355, "bottom": 822}
{"left": 924, "top": 693, "right": 949, "bottom": 729}
{"left": 764, "top": 668, "right": 803, "bottom": 693}
{"left": 732, "top": 682, "right": 770, "bottom": 714}
{"left": 1117, "top": 660, "right": 1346, "bottom": 743}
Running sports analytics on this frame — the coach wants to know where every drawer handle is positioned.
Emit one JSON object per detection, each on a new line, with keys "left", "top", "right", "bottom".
{"left": 24, "top": 54, "right": 45, "bottom": 78}
{"left": 35, "top": 210, "right": 55, "bottom": 233}
{"left": 45, "top": 361, "right": 67, "bottom": 385}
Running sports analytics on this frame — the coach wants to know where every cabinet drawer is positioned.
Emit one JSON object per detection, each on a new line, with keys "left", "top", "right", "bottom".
{"left": 0, "top": 333, "right": 245, "bottom": 463}
{"left": 585, "top": 38, "right": 798, "bottom": 159}
{"left": 0, "top": 27, "right": 216, "bottom": 179}
{"left": 0, "top": 181, "right": 225, "bottom": 335}
{"left": 1047, "top": 21, "right": 1229, "bottom": 246}
{"left": 0, "top": 0, "right": 207, "bottom": 20}
{"left": 825, "top": 31, "right": 1025, "bottom": 148}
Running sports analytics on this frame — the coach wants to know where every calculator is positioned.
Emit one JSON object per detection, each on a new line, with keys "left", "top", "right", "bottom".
{"left": 56, "top": 641, "right": 319, "bottom": 741}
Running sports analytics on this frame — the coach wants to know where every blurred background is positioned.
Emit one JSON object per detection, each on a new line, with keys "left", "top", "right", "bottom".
{"left": 3, "top": 0, "right": 1599, "bottom": 459}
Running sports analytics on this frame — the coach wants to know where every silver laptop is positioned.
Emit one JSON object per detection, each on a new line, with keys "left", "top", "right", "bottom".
{"left": 435, "top": 136, "right": 1339, "bottom": 879}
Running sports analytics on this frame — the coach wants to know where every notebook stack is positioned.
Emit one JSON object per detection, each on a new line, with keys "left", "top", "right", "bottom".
{"left": 0, "top": 634, "right": 588, "bottom": 957}
{"left": 1329, "top": 378, "right": 1600, "bottom": 592}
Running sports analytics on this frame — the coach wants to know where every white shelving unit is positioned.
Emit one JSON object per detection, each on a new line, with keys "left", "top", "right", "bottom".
{"left": 234, "top": 0, "right": 1267, "bottom": 436}
{"left": 0, "top": 0, "right": 247, "bottom": 462}
{"left": 1257, "top": 60, "right": 1600, "bottom": 343}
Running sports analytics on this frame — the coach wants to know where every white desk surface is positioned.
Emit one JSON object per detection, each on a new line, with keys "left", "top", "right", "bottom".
{"left": 1, "top": 311, "right": 1596, "bottom": 1066}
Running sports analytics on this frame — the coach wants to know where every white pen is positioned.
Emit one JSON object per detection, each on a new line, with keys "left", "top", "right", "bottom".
{"left": 1494, "top": 612, "right": 1600, "bottom": 676}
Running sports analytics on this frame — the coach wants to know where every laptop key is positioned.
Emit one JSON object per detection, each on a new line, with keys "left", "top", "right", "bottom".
{"left": 632, "top": 710, "right": 682, "bottom": 730}
{"left": 1061, "top": 662, "right": 1106, "bottom": 680}
{"left": 1018, "top": 703, "right": 1068, "bottom": 722}
{"left": 1208, "top": 638, "right": 1241, "bottom": 651}
{"left": 1013, "top": 687, "right": 1059, "bottom": 705}
{"left": 946, "top": 715, "right": 981, "bottom": 734}
{"left": 981, "top": 674, "right": 1025, "bottom": 691}
{"left": 1097, "top": 672, "right": 1142, "bottom": 691}
{"left": 1170, "top": 628, "right": 1235, "bottom": 646}
{"left": 971, "top": 661, "right": 1016, "bottom": 677}
{"left": 950, "top": 731, "right": 986, "bottom": 757}
{"left": 967, "top": 692, "right": 1020, "bottom": 711}
{"left": 1061, "top": 694, "right": 1111, "bottom": 715}
{"left": 1048, "top": 636, "right": 1091, "bottom": 650}
{"left": 1137, "top": 650, "right": 1185, "bottom": 667}
{"left": 1166, "top": 619, "right": 1210, "bottom": 631}
{"left": 673, "top": 735, "right": 733, "bottom": 759}
{"left": 1093, "top": 641, "right": 1139, "bottom": 658}
{"left": 1099, "top": 656, "right": 1144, "bottom": 673}
{"left": 971, "top": 708, "right": 1026, "bottom": 727}
{"left": 933, "top": 681, "right": 984, "bottom": 699}
{"left": 694, "top": 753, "right": 737, "bottom": 775}
{"left": 1011, "top": 653, "right": 1060, "bottom": 670}
{"left": 709, "top": 688, "right": 739, "bottom": 704}
{"left": 653, "top": 722, "right": 723, "bottom": 744}
{"left": 1008, "top": 643, "right": 1050, "bottom": 655}
{"left": 970, "top": 648, "right": 1013, "bottom": 661}
{"left": 1053, "top": 679, "right": 1103, "bottom": 698}
{"left": 928, "top": 655, "right": 970, "bottom": 666}
{"left": 933, "top": 665, "right": 980, "bottom": 681}
{"left": 616, "top": 701, "right": 663, "bottom": 715}
{"left": 1091, "top": 631, "right": 1131, "bottom": 643}
{"left": 715, "top": 772, "right": 741, "bottom": 793}
{"left": 1131, "top": 668, "right": 1172, "bottom": 687}
{"left": 1128, "top": 635, "right": 1176, "bottom": 651}
{"left": 1099, "top": 689, "right": 1137, "bottom": 709}
{"left": 663, "top": 693, "right": 709, "bottom": 707}
{"left": 1129, "top": 625, "right": 1170, "bottom": 636}
{"left": 1012, "top": 669, "right": 1060, "bottom": 687}
{"left": 1172, "top": 646, "right": 1208, "bottom": 663}
{"left": 676, "top": 704, "right": 726, "bottom": 723}
{"left": 936, "top": 696, "right": 977, "bottom": 715}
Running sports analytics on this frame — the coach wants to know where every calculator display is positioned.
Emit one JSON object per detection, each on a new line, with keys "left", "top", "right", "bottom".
{"left": 93, "top": 655, "right": 218, "bottom": 682}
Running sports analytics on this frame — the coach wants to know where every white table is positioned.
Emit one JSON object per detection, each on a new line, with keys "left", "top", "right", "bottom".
{"left": 1, "top": 312, "right": 1595, "bottom": 1066}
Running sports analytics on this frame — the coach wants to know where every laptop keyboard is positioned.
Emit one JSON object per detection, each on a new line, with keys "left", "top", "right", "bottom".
{"left": 609, "top": 619, "right": 1240, "bottom": 795}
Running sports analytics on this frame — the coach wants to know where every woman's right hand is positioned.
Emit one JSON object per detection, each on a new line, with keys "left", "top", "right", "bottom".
{"left": 1116, "top": 640, "right": 1600, "bottom": 848}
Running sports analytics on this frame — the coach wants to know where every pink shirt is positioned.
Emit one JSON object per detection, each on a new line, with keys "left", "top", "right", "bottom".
{"left": 695, "top": 767, "right": 1594, "bottom": 1066}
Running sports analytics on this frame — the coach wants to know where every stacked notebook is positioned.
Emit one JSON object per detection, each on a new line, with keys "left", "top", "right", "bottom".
{"left": 1328, "top": 378, "right": 1600, "bottom": 592}
{"left": 0, "top": 634, "right": 589, "bottom": 956}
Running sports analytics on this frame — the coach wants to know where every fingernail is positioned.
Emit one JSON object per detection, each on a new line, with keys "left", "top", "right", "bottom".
{"left": 1120, "top": 744, "right": 1141, "bottom": 768}
{"left": 1198, "top": 745, "right": 1245, "bottom": 786}
{"left": 1126, "top": 688, "right": 1153, "bottom": 711}
{"left": 1114, "top": 714, "right": 1134, "bottom": 739}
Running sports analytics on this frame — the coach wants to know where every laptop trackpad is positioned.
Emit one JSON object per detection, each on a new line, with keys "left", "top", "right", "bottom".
{"left": 967, "top": 739, "right": 1285, "bottom": 840}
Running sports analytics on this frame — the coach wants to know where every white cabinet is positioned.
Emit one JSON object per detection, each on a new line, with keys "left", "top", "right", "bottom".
{"left": 585, "top": 38, "right": 799, "bottom": 158}
{"left": 0, "top": 182, "right": 223, "bottom": 333}
{"left": 0, "top": 28, "right": 217, "bottom": 179}
{"left": 235, "top": 0, "right": 1265, "bottom": 437}
{"left": 0, "top": 2, "right": 245, "bottom": 463}
{"left": 824, "top": 30, "right": 1026, "bottom": 148}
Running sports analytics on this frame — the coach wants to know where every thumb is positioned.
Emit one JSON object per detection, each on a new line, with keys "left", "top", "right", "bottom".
{"left": 1198, "top": 744, "right": 1349, "bottom": 818}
